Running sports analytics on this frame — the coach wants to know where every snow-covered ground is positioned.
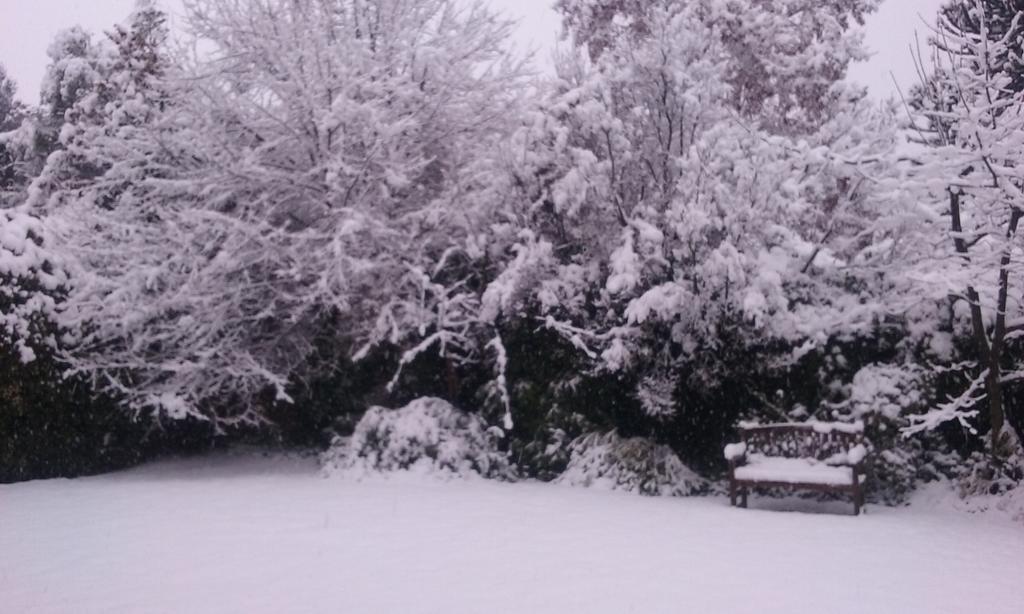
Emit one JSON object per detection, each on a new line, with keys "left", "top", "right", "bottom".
{"left": 2, "top": 453, "right": 1021, "bottom": 614}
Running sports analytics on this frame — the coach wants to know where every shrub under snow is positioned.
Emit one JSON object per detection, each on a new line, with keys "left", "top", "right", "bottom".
{"left": 555, "top": 431, "right": 707, "bottom": 497}
{"left": 0, "top": 210, "right": 67, "bottom": 363}
{"left": 322, "top": 397, "right": 515, "bottom": 480}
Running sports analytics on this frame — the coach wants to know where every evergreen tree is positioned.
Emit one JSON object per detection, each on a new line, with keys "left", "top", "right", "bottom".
{"left": 30, "top": 0, "right": 169, "bottom": 212}
{"left": 6, "top": 26, "right": 109, "bottom": 210}
{"left": 0, "top": 65, "right": 22, "bottom": 132}
{"left": 0, "top": 65, "right": 26, "bottom": 201}
{"left": 34, "top": 27, "right": 107, "bottom": 162}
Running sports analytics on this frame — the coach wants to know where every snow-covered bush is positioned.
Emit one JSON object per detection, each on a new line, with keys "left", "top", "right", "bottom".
{"left": 0, "top": 209, "right": 67, "bottom": 363}
{"left": 0, "top": 210, "right": 152, "bottom": 483}
{"left": 821, "top": 362, "right": 934, "bottom": 503}
{"left": 955, "top": 446, "right": 1024, "bottom": 500}
{"left": 322, "top": 397, "right": 515, "bottom": 480}
{"left": 555, "top": 431, "right": 706, "bottom": 496}
{"left": 509, "top": 401, "right": 589, "bottom": 482}
{"left": 911, "top": 448, "right": 1024, "bottom": 522}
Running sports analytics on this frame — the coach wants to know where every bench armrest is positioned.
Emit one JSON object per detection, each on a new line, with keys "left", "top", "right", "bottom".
{"left": 724, "top": 442, "right": 747, "bottom": 467}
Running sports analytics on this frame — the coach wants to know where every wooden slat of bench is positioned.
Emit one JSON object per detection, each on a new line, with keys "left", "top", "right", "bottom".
{"left": 733, "top": 479, "right": 860, "bottom": 492}
{"left": 738, "top": 421, "right": 864, "bottom": 435}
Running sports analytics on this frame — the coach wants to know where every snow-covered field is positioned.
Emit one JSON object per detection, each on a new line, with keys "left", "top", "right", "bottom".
{"left": 2, "top": 453, "right": 1021, "bottom": 614}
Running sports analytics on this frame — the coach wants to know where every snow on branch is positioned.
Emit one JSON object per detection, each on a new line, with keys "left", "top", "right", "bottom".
{"left": 903, "top": 369, "right": 986, "bottom": 437}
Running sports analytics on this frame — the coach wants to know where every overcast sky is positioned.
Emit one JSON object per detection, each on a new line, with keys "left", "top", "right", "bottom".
{"left": 0, "top": 0, "right": 944, "bottom": 105}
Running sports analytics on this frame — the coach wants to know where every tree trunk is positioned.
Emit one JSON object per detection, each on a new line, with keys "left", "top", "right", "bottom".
{"left": 950, "top": 190, "right": 1020, "bottom": 458}
{"left": 985, "top": 359, "right": 1005, "bottom": 451}
{"left": 987, "top": 208, "right": 1022, "bottom": 456}
{"left": 445, "top": 356, "right": 459, "bottom": 401}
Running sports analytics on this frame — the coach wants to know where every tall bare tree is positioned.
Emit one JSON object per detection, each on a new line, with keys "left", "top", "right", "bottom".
{"left": 904, "top": 0, "right": 1024, "bottom": 458}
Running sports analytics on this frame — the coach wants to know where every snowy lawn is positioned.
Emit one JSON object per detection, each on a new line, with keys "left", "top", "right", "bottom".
{"left": 2, "top": 453, "right": 1021, "bottom": 614}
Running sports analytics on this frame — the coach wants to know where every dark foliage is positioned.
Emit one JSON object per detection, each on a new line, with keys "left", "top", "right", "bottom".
{"left": 0, "top": 349, "right": 149, "bottom": 483}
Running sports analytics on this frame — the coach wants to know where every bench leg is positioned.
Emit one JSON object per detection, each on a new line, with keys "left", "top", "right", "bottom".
{"left": 852, "top": 471, "right": 862, "bottom": 516}
{"left": 740, "top": 487, "right": 748, "bottom": 509}
{"left": 729, "top": 478, "right": 736, "bottom": 507}
{"left": 852, "top": 483, "right": 866, "bottom": 515}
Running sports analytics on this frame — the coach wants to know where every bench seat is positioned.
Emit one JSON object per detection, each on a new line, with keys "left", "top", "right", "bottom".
{"left": 735, "top": 455, "right": 853, "bottom": 486}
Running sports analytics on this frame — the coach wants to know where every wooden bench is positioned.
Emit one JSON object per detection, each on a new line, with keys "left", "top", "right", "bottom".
{"left": 724, "top": 421, "right": 867, "bottom": 515}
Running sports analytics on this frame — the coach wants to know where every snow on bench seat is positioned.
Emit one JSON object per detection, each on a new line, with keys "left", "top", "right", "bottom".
{"left": 734, "top": 455, "right": 854, "bottom": 486}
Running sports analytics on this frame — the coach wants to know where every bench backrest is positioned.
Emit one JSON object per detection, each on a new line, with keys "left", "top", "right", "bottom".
{"left": 738, "top": 421, "right": 863, "bottom": 462}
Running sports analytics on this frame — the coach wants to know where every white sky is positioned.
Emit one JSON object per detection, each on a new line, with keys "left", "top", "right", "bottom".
{"left": 0, "top": 0, "right": 945, "bottom": 105}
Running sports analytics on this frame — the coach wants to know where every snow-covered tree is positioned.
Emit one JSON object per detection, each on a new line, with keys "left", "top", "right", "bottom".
{"left": 2, "top": 26, "right": 112, "bottom": 214}
{"left": 29, "top": 1, "right": 169, "bottom": 214}
{"left": 0, "top": 65, "right": 21, "bottom": 131}
{"left": 943, "top": 0, "right": 1024, "bottom": 94}
{"left": 899, "top": 0, "right": 1024, "bottom": 458}
{"left": 45, "top": 0, "right": 526, "bottom": 424}
{"left": 483, "top": 0, "right": 901, "bottom": 434}
{"left": 0, "top": 64, "right": 27, "bottom": 204}
{"left": 0, "top": 63, "right": 67, "bottom": 362}
{"left": 555, "top": 0, "right": 880, "bottom": 132}
{"left": 33, "top": 27, "right": 108, "bottom": 165}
